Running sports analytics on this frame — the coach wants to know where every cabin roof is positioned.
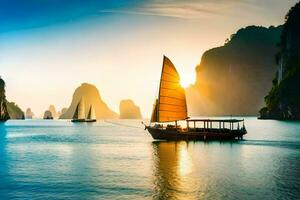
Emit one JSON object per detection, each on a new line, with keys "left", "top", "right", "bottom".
{"left": 186, "top": 118, "right": 244, "bottom": 123}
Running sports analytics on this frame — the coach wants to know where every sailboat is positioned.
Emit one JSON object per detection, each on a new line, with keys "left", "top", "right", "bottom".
{"left": 86, "top": 105, "right": 96, "bottom": 122}
{"left": 71, "top": 98, "right": 86, "bottom": 122}
{"left": 143, "top": 56, "right": 247, "bottom": 141}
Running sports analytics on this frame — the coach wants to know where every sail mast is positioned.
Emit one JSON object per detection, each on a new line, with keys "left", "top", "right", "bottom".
{"left": 157, "top": 55, "right": 166, "bottom": 122}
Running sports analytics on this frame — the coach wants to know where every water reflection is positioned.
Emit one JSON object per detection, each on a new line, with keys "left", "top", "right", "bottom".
{"left": 1, "top": 119, "right": 300, "bottom": 199}
{"left": 152, "top": 141, "right": 198, "bottom": 200}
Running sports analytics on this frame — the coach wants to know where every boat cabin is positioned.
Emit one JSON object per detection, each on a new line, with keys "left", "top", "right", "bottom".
{"left": 153, "top": 119, "right": 245, "bottom": 132}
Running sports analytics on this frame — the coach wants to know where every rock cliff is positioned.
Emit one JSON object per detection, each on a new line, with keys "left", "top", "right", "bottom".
{"left": 119, "top": 99, "right": 142, "bottom": 119}
{"left": 260, "top": 2, "right": 300, "bottom": 120}
{"left": 25, "top": 108, "right": 34, "bottom": 119}
{"left": 43, "top": 110, "right": 53, "bottom": 119}
{"left": 60, "top": 83, "right": 118, "bottom": 119}
{"left": 186, "top": 25, "right": 282, "bottom": 116}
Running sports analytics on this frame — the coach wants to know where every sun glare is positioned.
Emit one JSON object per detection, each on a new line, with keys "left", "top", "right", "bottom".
{"left": 180, "top": 73, "right": 195, "bottom": 88}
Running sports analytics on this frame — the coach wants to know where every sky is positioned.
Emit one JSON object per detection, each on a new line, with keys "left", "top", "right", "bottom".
{"left": 0, "top": 0, "right": 298, "bottom": 117}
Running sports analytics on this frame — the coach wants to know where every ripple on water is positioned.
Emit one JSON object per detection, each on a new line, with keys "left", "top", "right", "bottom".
{"left": 0, "top": 119, "right": 299, "bottom": 200}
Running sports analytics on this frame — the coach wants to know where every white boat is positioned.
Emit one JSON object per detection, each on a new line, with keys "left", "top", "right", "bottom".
{"left": 71, "top": 98, "right": 86, "bottom": 122}
{"left": 86, "top": 105, "right": 96, "bottom": 122}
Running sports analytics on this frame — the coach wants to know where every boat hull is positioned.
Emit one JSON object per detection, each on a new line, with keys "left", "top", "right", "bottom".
{"left": 146, "top": 127, "right": 246, "bottom": 141}
{"left": 86, "top": 119, "right": 96, "bottom": 123}
{"left": 71, "top": 119, "right": 96, "bottom": 123}
{"left": 71, "top": 119, "right": 86, "bottom": 123}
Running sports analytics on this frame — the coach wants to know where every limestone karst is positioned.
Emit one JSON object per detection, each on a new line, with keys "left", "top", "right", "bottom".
{"left": 186, "top": 25, "right": 282, "bottom": 116}
{"left": 43, "top": 110, "right": 53, "bottom": 119}
{"left": 0, "top": 77, "right": 24, "bottom": 120}
{"left": 58, "top": 107, "right": 68, "bottom": 118}
{"left": 48, "top": 105, "right": 58, "bottom": 119}
{"left": 6, "top": 102, "right": 24, "bottom": 119}
{"left": 260, "top": 2, "right": 300, "bottom": 119}
{"left": 25, "top": 108, "right": 34, "bottom": 119}
{"left": 60, "top": 83, "right": 118, "bottom": 119}
{"left": 119, "top": 99, "right": 142, "bottom": 119}
{"left": 0, "top": 77, "right": 10, "bottom": 121}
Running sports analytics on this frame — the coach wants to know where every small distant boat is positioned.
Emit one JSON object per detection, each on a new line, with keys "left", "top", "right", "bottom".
{"left": 143, "top": 56, "right": 247, "bottom": 141}
{"left": 86, "top": 105, "right": 96, "bottom": 122}
{"left": 71, "top": 98, "right": 86, "bottom": 122}
{"left": 71, "top": 98, "right": 97, "bottom": 123}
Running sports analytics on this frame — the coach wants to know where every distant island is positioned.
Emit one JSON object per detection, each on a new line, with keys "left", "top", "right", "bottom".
{"left": 260, "top": 2, "right": 300, "bottom": 120}
{"left": 43, "top": 110, "right": 53, "bottom": 120}
{"left": 0, "top": 77, "right": 24, "bottom": 120}
{"left": 48, "top": 105, "right": 58, "bottom": 119}
{"left": 7, "top": 102, "right": 25, "bottom": 119}
{"left": 186, "top": 25, "right": 282, "bottom": 116}
{"left": 119, "top": 99, "right": 142, "bottom": 119}
{"left": 60, "top": 83, "right": 118, "bottom": 119}
{"left": 25, "top": 108, "right": 34, "bottom": 119}
{"left": 0, "top": 77, "right": 10, "bottom": 121}
{"left": 58, "top": 107, "right": 67, "bottom": 118}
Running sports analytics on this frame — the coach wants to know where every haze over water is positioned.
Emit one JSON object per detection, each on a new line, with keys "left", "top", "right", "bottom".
{"left": 0, "top": 118, "right": 299, "bottom": 199}
{"left": 1, "top": 0, "right": 298, "bottom": 116}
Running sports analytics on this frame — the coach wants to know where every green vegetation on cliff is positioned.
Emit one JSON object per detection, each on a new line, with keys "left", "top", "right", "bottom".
{"left": 6, "top": 102, "right": 25, "bottom": 119}
{"left": 260, "top": 2, "right": 300, "bottom": 119}
{"left": 1, "top": 77, "right": 24, "bottom": 120}
{"left": 186, "top": 25, "right": 282, "bottom": 116}
{"left": 0, "top": 77, "right": 10, "bottom": 121}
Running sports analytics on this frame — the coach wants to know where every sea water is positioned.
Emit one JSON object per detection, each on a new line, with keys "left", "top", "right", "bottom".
{"left": 0, "top": 118, "right": 299, "bottom": 200}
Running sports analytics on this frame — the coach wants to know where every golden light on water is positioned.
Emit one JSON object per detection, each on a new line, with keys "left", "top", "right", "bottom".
{"left": 153, "top": 141, "right": 197, "bottom": 200}
{"left": 178, "top": 142, "right": 193, "bottom": 176}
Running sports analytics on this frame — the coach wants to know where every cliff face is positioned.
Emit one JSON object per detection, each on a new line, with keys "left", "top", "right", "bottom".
{"left": 0, "top": 77, "right": 24, "bottom": 120}
{"left": 0, "top": 77, "right": 10, "bottom": 121}
{"left": 260, "top": 2, "right": 300, "bottom": 120}
{"left": 43, "top": 110, "right": 53, "bottom": 119}
{"left": 6, "top": 102, "right": 25, "bottom": 119}
{"left": 48, "top": 105, "right": 58, "bottom": 119}
{"left": 25, "top": 108, "right": 34, "bottom": 119}
{"left": 119, "top": 99, "right": 142, "bottom": 119}
{"left": 58, "top": 107, "right": 67, "bottom": 118}
{"left": 186, "top": 25, "right": 282, "bottom": 116}
{"left": 60, "top": 83, "right": 118, "bottom": 119}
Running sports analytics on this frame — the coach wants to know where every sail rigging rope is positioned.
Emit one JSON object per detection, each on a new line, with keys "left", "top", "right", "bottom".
{"left": 103, "top": 120, "right": 142, "bottom": 129}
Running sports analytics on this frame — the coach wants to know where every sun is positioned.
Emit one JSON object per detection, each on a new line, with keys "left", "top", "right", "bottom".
{"left": 180, "top": 73, "right": 195, "bottom": 88}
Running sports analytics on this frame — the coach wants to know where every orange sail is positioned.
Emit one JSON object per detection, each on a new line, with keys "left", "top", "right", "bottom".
{"left": 151, "top": 56, "right": 187, "bottom": 122}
